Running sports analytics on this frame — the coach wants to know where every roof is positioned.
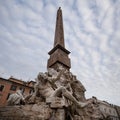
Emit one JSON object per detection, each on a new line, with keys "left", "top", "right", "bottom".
{"left": 0, "top": 76, "right": 35, "bottom": 88}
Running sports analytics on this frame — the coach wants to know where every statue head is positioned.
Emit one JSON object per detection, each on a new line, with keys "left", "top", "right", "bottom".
{"left": 37, "top": 72, "right": 47, "bottom": 83}
{"left": 47, "top": 68, "right": 57, "bottom": 77}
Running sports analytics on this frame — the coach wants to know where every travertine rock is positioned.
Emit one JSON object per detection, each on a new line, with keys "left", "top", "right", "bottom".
{"left": 0, "top": 103, "right": 52, "bottom": 120}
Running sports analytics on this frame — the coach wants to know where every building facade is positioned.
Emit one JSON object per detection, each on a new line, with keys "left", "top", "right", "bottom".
{"left": 0, "top": 77, "right": 35, "bottom": 106}
{"left": 96, "top": 100, "right": 119, "bottom": 120}
{"left": 115, "top": 105, "right": 120, "bottom": 120}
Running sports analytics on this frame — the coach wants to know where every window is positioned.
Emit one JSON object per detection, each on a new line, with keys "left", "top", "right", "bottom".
{"left": 113, "top": 111, "right": 115, "bottom": 114}
{"left": 10, "top": 85, "right": 17, "bottom": 91}
{"left": 0, "top": 85, "right": 4, "bottom": 91}
{"left": 109, "top": 109, "right": 111, "bottom": 113}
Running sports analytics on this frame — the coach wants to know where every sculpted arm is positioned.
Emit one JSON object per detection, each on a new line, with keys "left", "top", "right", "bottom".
{"left": 66, "top": 83, "right": 73, "bottom": 94}
{"left": 33, "top": 84, "right": 39, "bottom": 97}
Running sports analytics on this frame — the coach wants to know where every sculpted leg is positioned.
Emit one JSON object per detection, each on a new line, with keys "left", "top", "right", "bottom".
{"left": 62, "top": 89, "right": 92, "bottom": 108}
{"left": 51, "top": 86, "right": 92, "bottom": 108}
{"left": 52, "top": 87, "right": 82, "bottom": 108}
{"left": 51, "top": 86, "right": 64, "bottom": 97}
{"left": 62, "top": 90, "right": 82, "bottom": 107}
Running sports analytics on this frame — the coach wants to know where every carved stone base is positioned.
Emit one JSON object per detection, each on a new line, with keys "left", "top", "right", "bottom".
{"left": 0, "top": 104, "right": 66, "bottom": 120}
{"left": 46, "top": 97, "right": 66, "bottom": 108}
{"left": 0, "top": 104, "right": 52, "bottom": 120}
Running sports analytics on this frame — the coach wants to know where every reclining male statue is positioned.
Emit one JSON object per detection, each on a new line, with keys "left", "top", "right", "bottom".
{"left": 29, "top": 68, "right": 93, "bottom": 108}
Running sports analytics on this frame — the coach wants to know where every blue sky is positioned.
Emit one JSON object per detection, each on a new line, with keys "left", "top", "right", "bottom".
{"left": 0, "top": 0, "right": 120, "bottom": 105}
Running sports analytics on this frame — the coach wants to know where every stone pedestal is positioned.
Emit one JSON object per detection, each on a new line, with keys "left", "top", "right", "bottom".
{"left": 0, "top": 102, "right": 66, "bottom": 120}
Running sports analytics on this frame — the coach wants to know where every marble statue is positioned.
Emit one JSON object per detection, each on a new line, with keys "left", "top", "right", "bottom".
{"left": 6, "top": 66, "right": 101, "bottom": 120}
{"left": 5, "top": 67, "right": 106, "bottom": 120}
{"left": 7, "top": 90, "right": 25, "bottom": 105}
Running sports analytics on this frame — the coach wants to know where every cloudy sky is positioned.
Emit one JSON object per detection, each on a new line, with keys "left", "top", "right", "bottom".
{"left": 0, "top": 0, "right": 120, "bottom": 105}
